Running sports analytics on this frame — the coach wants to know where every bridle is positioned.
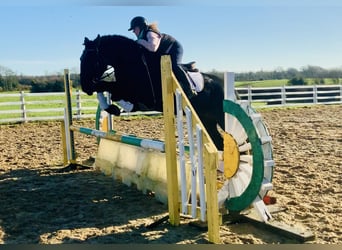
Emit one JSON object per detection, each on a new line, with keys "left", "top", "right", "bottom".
{"left": 81, "top": 44, "right": 108, "bottom": 83}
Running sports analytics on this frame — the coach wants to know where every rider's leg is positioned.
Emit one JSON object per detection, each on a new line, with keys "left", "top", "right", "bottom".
{"left": 169, "top": 42, "right": 197, "bottom": 99}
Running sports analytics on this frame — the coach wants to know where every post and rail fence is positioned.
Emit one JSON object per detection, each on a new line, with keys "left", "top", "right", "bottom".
{"left": 236, "top": 84, "right": 342, "bottom": 106}
{"left": 0, "top": 84, "right": 341, "bottom": 124}
{"left": 0, "top": 90, "right": 97, "bottom": 124}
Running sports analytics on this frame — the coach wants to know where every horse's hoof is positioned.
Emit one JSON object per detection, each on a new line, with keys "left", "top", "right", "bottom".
{"left": 105, "top": 104, "right": 121, "bottom": 116}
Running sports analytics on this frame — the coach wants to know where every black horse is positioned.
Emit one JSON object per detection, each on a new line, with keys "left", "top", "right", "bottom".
{"left": 80, "top": 35, "right": 225, "bottom": 150}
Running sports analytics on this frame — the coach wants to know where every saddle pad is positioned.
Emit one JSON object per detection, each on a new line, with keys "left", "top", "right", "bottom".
{"left": 187, "top": 71, "right": 204, "bottom": 92}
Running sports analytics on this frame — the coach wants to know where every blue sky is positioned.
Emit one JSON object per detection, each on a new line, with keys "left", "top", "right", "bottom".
{"left": 0, "top": 0, "right": 341, "bottom": 76}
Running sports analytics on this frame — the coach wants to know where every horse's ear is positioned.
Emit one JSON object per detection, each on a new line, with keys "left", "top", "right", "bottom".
{"left": 95, "top": 34, "right": 101, "bottom": 46}
{"left": 83, "top": 37, "right": 90, "bottom": 46}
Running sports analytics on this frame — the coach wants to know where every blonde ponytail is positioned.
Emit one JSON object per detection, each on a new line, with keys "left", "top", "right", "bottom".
{"left": 148, "top": 22, "right": 159, "bottom": 33}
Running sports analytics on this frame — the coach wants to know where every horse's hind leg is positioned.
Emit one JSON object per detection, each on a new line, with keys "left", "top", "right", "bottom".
{"left": 211, "top": 127, "right": 224, "bottom": 151}
{"left": 202, "top": 119, "right": 224, "bottom": 151}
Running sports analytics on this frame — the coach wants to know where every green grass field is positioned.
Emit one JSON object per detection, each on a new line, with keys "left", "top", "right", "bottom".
{"left": 235, "top": 79, "right": 288, "bottom": 88}
{"left": 0, "top": 91, "right": 98, "bottom": 121}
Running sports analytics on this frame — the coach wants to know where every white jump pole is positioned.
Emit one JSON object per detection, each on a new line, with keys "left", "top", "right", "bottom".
{"left": 175, "top": 89, "right": 188, "bottom": 214}
{"left": 196, "top": 124, "right": 206, "bottom": 221}
{"left": 185, "top": 106, "right": 198, "bottom": 218}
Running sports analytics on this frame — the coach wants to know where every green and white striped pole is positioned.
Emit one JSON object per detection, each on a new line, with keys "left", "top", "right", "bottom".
{"left": 70, "top": 125, "right": 165, "bottom": 152}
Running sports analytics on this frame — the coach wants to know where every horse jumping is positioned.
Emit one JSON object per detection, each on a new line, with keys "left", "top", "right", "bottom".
{"left": 80, "top": 34, "right": 225, "bottom": 150}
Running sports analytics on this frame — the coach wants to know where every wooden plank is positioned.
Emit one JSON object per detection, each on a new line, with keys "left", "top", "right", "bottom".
{"left": 161, "top": 56, "right": 180, "bottom": 226}
{"left": 204, "top": 143, "right": 221, "bottom": 244}
{"left": 240, "top": 206, "right": 315, "bottom": 242}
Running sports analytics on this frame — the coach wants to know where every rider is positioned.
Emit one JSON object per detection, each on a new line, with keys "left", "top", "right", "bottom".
{"left": 128, "top": 16, "right": 197, "bottom": 99}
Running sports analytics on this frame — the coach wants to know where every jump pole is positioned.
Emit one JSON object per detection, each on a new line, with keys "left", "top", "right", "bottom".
{"left": 175, "top": 90, "right": 188, "bottom": 215}
{"left": 70, "top": 125, "right": 165, "bottom": 152}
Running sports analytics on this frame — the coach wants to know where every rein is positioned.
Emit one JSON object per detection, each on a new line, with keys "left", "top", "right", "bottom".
{"left": 141, "top": 54, "right": 157, "bottom": 108}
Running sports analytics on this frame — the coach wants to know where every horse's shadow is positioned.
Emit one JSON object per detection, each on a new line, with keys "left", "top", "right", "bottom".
{"left": 0, "top": 166, "right": 208, "bottom": 244}
{"left": 0, "top": 166, "right": 304, "bottom": 244}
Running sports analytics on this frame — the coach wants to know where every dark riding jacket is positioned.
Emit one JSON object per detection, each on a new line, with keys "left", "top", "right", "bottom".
{"left": 140, "top": 28, "right": 178, "bottom": 55}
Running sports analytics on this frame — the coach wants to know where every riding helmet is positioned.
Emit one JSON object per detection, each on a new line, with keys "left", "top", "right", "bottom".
{"left": 128, "top": 16, "right": 148, "bottom": 31}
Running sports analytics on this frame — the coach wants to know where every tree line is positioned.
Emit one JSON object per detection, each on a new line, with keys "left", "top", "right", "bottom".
{"left": 0, "top": 66, "right": 80, "bottom": 92}
{"left": 0, "top": 65, "right": 341, "bottom": 92}
{"left": 208, "top": 65, "right": 342, "bottom": 85}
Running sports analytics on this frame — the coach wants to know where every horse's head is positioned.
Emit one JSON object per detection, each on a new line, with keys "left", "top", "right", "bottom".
{"left": 80, "top": 35, "right": 108, "bottom": 95}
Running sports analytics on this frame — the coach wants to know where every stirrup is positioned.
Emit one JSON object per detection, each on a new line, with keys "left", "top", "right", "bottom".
{"left": 185, "top": 89, "right": 197, "bottom": 99}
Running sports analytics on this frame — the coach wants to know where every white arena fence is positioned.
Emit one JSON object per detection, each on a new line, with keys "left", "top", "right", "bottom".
{"left": 0, "top": 84, "right": 341, "bottom": 124}
{"left": 236, "top": 84, "right": 342, "bottom": 107}
{"left": 0, "top": 90, "right": 98, "bottom": 124}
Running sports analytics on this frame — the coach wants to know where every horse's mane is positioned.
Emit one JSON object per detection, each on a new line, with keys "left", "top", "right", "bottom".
{"left": 95, "top": 34, "right": 138, "bottom": 49}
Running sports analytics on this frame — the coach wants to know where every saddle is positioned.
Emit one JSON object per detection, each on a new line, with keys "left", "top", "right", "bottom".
{"left": 180, "top": 61, "right": 204, "bottom": 93}
{"left": 180, "top": 61, "right": 199, "bottom": 72}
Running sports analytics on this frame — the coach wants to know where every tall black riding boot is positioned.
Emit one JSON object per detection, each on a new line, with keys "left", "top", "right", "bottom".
{"left": 173, "top": 65, "right": 197, "bottom": 99}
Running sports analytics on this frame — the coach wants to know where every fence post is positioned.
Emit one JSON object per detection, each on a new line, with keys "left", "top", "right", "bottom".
{"left": 248, "top": 85, "right": 252, "bottom": 104}
{"left": 281, "top": 85, "right": 286, "bottom": 106}
{"left": 20, "top": 91, "right": 27, "bottom": 123}
{"left": 313, "top": 85, "right": 318, "bottom": 104}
